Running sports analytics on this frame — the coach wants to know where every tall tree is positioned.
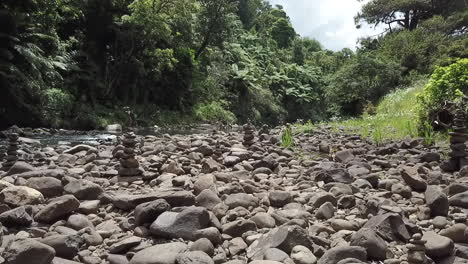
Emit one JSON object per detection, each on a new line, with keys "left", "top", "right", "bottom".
{"left": 195, "top": 0, "right": 238, "bottom": 59}
{"left": 356, "top": 0, "right": 468, "bottom": 32}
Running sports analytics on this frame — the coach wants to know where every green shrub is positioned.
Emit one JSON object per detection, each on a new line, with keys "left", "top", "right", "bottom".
{"left": 194, "top": 101, "right": 237, "bottom": 124}
{"left": 281, "top": 125, "right": 294, "bottom": 148}
{"left": 418, "top": 59, "right": 468, "bottom": 129}
{"left": 42, "top": 88, "right": 75, "bottom": 128}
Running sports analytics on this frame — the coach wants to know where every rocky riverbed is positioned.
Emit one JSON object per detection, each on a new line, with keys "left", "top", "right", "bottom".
{"left": 0, "top": 124, "right": 466, "bottom": 264}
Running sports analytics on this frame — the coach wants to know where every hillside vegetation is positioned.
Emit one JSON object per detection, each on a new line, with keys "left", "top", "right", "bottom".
{"left": 0, "top": 0, "right": 467, "bottom": 130}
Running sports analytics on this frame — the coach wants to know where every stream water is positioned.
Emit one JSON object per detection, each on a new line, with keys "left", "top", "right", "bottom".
{"left": 0, "top": 124, "right": 241, "bottom": 147}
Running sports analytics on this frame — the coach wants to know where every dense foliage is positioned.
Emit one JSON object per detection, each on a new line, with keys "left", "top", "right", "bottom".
{"left": 418, "top": 59, "right": 468, "bottom": 129}
{"left": 0, "top": 0, "right": 466, "bottom": 129}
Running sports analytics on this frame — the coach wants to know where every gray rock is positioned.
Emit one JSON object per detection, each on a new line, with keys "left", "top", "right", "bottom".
{"left": 247, "top": 225, "right": 313, "bottom": 258}
{"left": 130, "top": 242, "right": 187, "bottom": 264}
{"left": 0, "top": 206, "right": 33, "bottom": 227}
{"left": 228, "top": 237, "right": 248, "bottom": 255}
{"left": 12, "top": 169, "right": 64, "bottom": 179}
{"left": 315, "top": 201, "right": 335, "bottom": 220}
{"left": 150, "top": 207, "right": 210, "bottom": 240}
{"left": 176, "top": 251, "right": 214, "bottom": 264}
{"left": 362, "top": 213, "right": 410, "bottom": 242}
{"left": 263, "top": 248, "right": 289, "bottom": 262}
{"left": 5, "top": 161, "right": 34, "bottom": 176}
{"left": 195, "top": 189, "right": 221, "bottom": 210}
{"left": 268, "top": 191, "right": 291, "bottom": 207}
{"left": 26, "top": 176, "right": 63, "bottom": 197}
{"left": 423, "top": 231, "right": 454, "bottom": 258}
{"left": 450, "top": 190, "right": 468, "bottom": 208}
{"left": 107, "top": 254, "right": 130, "bottom": 264}
{"left": 251, "top": 212, "right": 276, "bottom": 229}
{"left": 40, "top": 234, "right": 84, "bottom": 259}
{"left": 0, "top": 186, "right": 44, "bottom": 206}
{"left": 51, "top": 257, "right": 82, "bottom": 264}
{"left": 335, "top": 150, "right": 354, "bottom": 163}
{"left": 425, "top": 185, "right": 449, "bottom": 216}
{"left": 64, "top": 180, "right": 103, "bottom": 200}
{"left": 225, "top": 193, "right": 258, "bottom": 209}
{"left": 134, "top": 199, "right": 171, "bottom": 225}
{"left": 222, "top": 219, "right": 257, "bottom": 237}
{"left": 78, "top": 200, "right": 100, "bottom": 214}
{"left": 190, "top": 238, "right": 214, "bottom": 256}
{"left": 309, "top": 192, "right": 336, "bottom": 208}
{"left": 109, "top": 236, "right": 142, "bottom": 254}
{"left": 350, "top": 228, "right": 388, "bottom": 260}
{"left": 67, "top": 214, "right": 93, "bottom": 230}
{"left": 35, "top": 195, "right": 80, "bottom": 223}
{"left": 109, "top": 191, "right": 195, "bottom": 210}
{"left": 317, "top": 246, "right": 367, "bottom": 264}
{"left": 401, "top": 166, "right": 427, "bottom": 192}
{"left": 4, "top": 238, "right": 55, "bottom": 264}
{"left": 440, "top": 223, "right": 468, "bottom": 243}
{"left": 291, "top": 245, "right": 317, "bottom": 264}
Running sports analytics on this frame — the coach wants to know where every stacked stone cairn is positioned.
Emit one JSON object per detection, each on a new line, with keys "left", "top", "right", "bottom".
{"left": 118, "top": 131, "right": 143, "bottom": 182}
{"left": 407, "top": 233, "right": 427, "bottom": 264}
{"left": 242, "top": 122, "right": 255, "bottom": 147}
{"left": 442, "top": 109, "right": 468, "bottom": 172}
{"left": 258, "top": 124, "right": 270, "bottom": 141}
{"left": 213, "top": 141, "right": 223, "bottom": 162}
{"left": 2, "top": 133, "right": 19, "bottom": 171}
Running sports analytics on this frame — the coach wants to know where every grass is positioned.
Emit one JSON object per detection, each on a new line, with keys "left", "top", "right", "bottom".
{"left": 281, "top": 125, "right": 295, "bottom": 148}
{"left": 294, "top": 79, "right": 448, "bottom": 145}
{"left": 331, "top": 80, "right": 425, "bottom": 141}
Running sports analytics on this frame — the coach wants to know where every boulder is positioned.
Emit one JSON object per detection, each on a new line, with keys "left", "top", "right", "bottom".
{"left": 134, "top": 199, "right": 171, "bottom": 226}
{"left": 0, "top": 206, "right": 33, "bottom": 227}
{"left": 0, "top": 186, "right": 44, "bottom": 206}
{"left": 247, "top": 225, "right": 314, "bottom": 258}
{"left": 401, "top": 166, "right": 427, "bottom": 192}
{"left": 423, "top": 231, "right": 454, "bottom": 258}
{"left": 26, "top": 176, "right": 63, "bottom": 197}
{"left": 449, "top": 190, "right": 468, "bottom": 208}
{"left": 4, "top": 238, "right": 55, "bottom": 264}
{"left": 425, "top": 185, "right": 449, "bottom": 216}
{"left": 317, "top": 246, "right": 367, "bottom": 264}
{"left": 129, "top": 242, "right": 187, "bottom": 264}
{"left": 5, "top": 161, "right": 34, "bottom": 176}
{"left": 150, "top": 207, "right": 210, "bottom": 240}
{"left": 350, "top": 228, "right": 389, "bottom": 260}
{"left": 35, "top": 195, "right": 80, "bottom": 223}
{"left": 362, "top": 213, "right": 410, "bottom": 242}
{"left": 64, "top": 180, "right": 103, "bottom": 200}
{"left": 40, "top": 234, "right": 84, "bottom": 259}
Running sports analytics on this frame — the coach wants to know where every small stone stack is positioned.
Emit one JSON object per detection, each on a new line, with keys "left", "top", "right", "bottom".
{"left": 442, "top": 109, "right": 468, "bottom": 172}
{"left": 213, "top": 141, "right": 223, "bottom": 162}
{"left": 258, "top": 124, "right": 270, "bottom": 141}
{"left": 407, "top": 233, "right": 427, "bottom": 264}
{"left": 2, "top": 133, "right": 19, "bottom": 171}
{"left": 118, "top": 131, "right": 143, "bottom": 182}
{"left": 243, "top": 122, "right": 255, "bottom": 147}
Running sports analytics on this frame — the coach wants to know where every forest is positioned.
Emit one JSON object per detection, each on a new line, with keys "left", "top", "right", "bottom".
{"left": 0, "top": 0, "right": 467, "bottom": 130}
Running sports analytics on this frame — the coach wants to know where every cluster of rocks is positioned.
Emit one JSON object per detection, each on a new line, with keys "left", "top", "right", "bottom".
{"left": 442, "top": 109, "right": 468, "bottom": 172}
{"left": 243, "top": 123, "right": 255, "bottom": 147}
{"left": 0, "top": 123, "right": 468, "bottom": 264}
{"left": 118, "top": 132, "right": 143, "bottom": 182}
{"left": 1, "top": 133, "right": 19, "bottom": 171}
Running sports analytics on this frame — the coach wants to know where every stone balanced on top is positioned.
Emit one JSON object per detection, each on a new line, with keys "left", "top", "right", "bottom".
{"left": 2, "top": 133, "right": 19, "bottom": 171}
{"left": 118, "top": 131, "right": 143, "bottom": 181}
{"left": 407, "top": 233, "right": 428, "bottom": 264}
{"left": 442, "top": 109, "right": 468, "bottom": 172}
{"left": 242, "top": 122, "right": 255, "bottom": 147}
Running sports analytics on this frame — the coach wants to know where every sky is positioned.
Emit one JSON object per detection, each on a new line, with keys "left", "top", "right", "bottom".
{"left": 267, "top": 0, "right": 385, "bottom": 51}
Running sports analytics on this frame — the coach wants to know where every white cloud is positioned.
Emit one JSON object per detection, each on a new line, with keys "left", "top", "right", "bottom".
{"left": 267, "top": 0, "right": 385, "bottom": 50}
